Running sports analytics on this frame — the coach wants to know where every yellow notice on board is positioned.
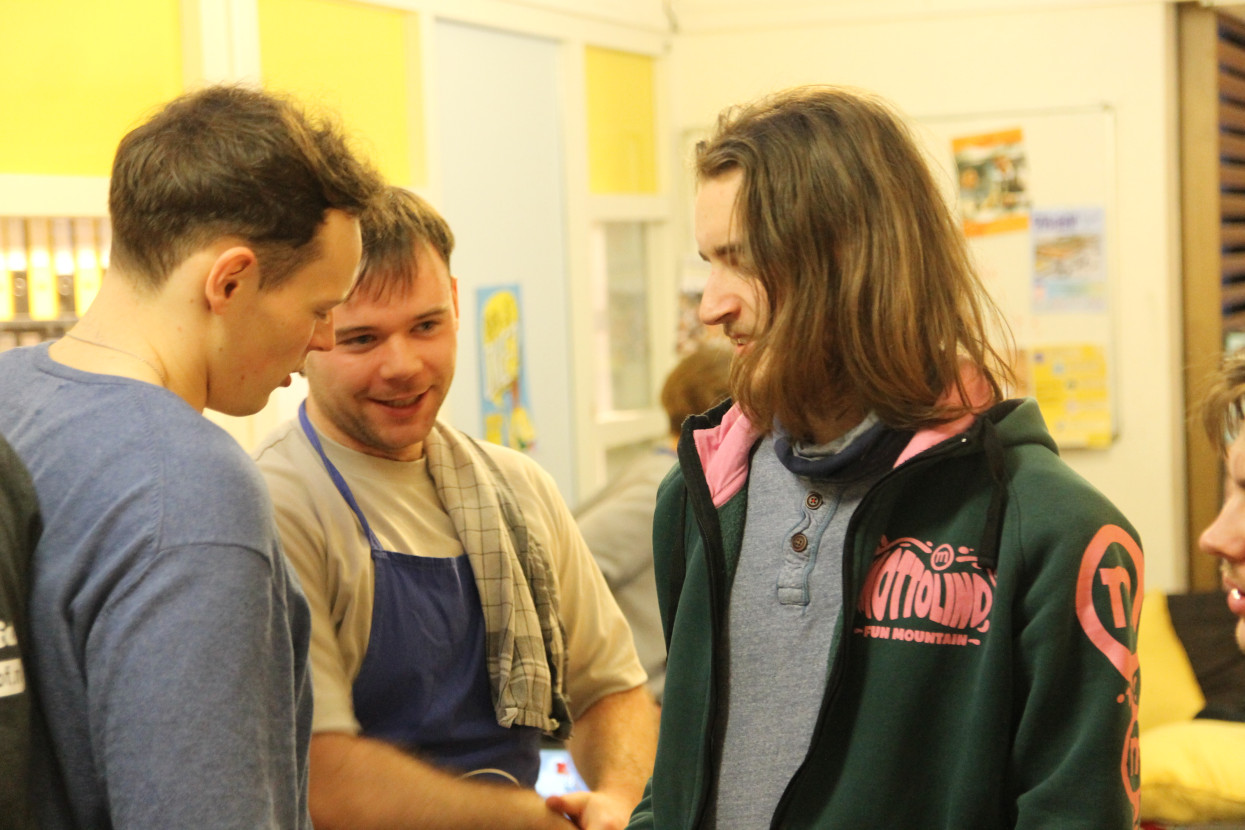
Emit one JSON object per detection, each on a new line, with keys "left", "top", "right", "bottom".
{"left": 1028, "top": 344, "right": 1112, "bottom": 449}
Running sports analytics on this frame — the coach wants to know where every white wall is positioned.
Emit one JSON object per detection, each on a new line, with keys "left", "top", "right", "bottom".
{"left": 667, "top": 1, "right": 1186, "bottom": 590}
{"left": 434, "top": 19, "right": 577, "bottom": 497}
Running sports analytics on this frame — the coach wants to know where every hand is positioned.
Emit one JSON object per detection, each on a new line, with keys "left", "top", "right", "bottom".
{"left": 545, "top": 789, "right": 635, "bottom": 830}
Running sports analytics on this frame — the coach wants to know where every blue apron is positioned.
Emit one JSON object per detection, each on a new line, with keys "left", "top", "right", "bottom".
{"left": 299, "top": 403, "right": 541, "bottom": 786}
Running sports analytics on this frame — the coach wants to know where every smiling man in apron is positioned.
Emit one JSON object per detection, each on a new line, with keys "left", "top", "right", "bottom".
{"left": 255, "top": 186, "right": 657, "bottom": 830}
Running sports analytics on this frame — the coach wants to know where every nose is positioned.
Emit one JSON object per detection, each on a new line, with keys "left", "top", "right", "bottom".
{"left": 1201, "top": 505, "right": 1245, "bottom": 565}
{"left": 1200, "top": 523, "right": 1223, "bottom": 562}
{"left": 377, "top": 336, "right": 423, "bottom": 381}
{"left": 699, "top": 269, "right": 740, "bottom": 327}
{"left": 308, "top": 313, "right": 335, "bottom": 353}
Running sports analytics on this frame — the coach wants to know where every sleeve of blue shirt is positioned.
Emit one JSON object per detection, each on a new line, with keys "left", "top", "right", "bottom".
{"left": 85, "top": 541, "right": 309, "bottom": 829}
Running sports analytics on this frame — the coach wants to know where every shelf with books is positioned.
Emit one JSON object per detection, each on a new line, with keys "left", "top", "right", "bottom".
{"left": 1, "top": 215, "right": 110, "bottom": 350}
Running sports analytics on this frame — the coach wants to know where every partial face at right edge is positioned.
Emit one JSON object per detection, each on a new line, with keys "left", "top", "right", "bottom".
{"left": 1201, "top": 429, "right": 1245, "bottom": 653}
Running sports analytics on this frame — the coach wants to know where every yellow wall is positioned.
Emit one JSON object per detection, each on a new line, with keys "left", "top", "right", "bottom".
{"left": 0, "top": 0, "right": 184, "bottom": 177}
{"left": 258, "top": 0, "right": 424, "bottom": 187}
{"left": 585, "top": 46, "right": 657, "bottom": 194}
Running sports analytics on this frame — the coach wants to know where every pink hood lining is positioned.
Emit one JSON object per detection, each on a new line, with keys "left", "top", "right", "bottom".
{"left": 693, "top": 405, "right": 757, "bottom": 508}
{"left": 695, "top": 371, "right": 994, "bottom": 507}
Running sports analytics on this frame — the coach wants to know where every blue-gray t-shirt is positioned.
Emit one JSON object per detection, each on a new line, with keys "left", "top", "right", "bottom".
{"left": 0, "top": 343, "right": 313, "bottom": 829}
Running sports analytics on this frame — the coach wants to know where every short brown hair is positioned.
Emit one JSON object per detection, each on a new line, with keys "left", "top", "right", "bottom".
{"left": 661, "top": 343, "right": 733, "bottom": 434}
{"left": 1203, "top": 350, "right": 1245, "bottom": 454}
{"left": 696, "top": 85, "right": 1014, "bottom": 441}
{"left": 108, "top": 84, "right": 384, "bottom": 291}
{"left": 353, "top": 186, "right": 455, "bottom": 302}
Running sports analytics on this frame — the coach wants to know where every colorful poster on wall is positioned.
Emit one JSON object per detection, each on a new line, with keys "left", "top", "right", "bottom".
{"left": 478, "top": 285, "right": 536, "bottom": 451}
{"left": 953, "top": 127, "right": 1031, "bottom": 237}
{"left": 1028, "top": 343, "right": 1112, "bottom": 449}
{"left": 1032, "top": 207, "right": 1107, "bottom": 314}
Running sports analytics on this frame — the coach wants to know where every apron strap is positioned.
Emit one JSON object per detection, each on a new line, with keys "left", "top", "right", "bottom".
{"left": 298, "top": 400, "right": 384, "bottom": 551}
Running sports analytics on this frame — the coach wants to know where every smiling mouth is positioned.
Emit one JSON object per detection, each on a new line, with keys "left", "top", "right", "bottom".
{"left": 375, "top": 393, "right": 424, "bottom": 408}
{"left": 1222, "top": 562, "right": 1240, "bottom": 596}
{"left": 1223, "top": 570, "right": 1245, "bottom": 605}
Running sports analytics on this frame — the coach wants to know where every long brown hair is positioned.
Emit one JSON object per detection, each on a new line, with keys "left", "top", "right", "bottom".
{"left": 696, "top": 86, "right": 1014, "bottom": 441}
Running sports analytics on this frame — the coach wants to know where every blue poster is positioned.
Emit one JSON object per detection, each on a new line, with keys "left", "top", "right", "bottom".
{"left": 477, "top": 284, "right": 536, "bottom": 450}
{"left": 1032, "top": 207, "right": 1107, "bottom": 314}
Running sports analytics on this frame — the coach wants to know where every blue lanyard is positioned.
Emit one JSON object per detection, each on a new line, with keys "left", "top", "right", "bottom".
{"left": 298, "top": 400, "right": 384, "bottom": 551}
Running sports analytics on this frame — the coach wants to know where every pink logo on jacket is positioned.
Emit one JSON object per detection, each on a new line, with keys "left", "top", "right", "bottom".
{"left": 1076, "top": 524, "right": 1143, "bottom": 825}
{"left": 854, "top": 535, "right": 995, "bottom": 646}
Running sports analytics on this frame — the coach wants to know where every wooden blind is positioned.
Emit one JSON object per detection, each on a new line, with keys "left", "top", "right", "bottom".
{"left": 1219, "top": 16, "right": 1245, "bottom": 331}
{"left": 1181, "top": 5, "right": 1231, "bottom": 590}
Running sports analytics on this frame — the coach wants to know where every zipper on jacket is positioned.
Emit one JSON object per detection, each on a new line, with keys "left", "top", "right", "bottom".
{"left": 676, "top": 419, "right": 734, "bottom": 830}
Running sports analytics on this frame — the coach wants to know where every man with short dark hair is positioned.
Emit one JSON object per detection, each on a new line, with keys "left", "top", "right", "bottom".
{"left": 256, "top": 186, "right": 658, "bottom": 830}
{"left": 0, "top": 83, "right": 383, "bottom": 828}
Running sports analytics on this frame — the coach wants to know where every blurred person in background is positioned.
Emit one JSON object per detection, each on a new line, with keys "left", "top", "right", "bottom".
{"left": 576, "top": 342, "right": 732, "bottom": 702}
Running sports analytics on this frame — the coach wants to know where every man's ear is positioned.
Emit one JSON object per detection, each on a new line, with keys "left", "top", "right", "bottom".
{"left": 204, "top": 246, "right": 259, "bottom": 314}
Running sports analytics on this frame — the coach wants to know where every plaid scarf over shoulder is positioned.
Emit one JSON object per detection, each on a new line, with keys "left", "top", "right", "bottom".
{"left": 423, "top": 422, "right": 572, "bottom": 739}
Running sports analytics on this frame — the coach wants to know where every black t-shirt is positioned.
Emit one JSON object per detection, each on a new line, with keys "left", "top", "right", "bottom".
{"left": 0, "top": 430, "right": 41, "bottom": 830}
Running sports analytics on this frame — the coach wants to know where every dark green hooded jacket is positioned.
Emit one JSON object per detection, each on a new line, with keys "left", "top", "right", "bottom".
{"left": 628, "top": 398, "right": 1142, "bottom": 830}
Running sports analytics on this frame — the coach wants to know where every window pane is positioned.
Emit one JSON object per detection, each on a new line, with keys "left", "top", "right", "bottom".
{"left": 591, "top": 221, "right": 652, "bottom": 412}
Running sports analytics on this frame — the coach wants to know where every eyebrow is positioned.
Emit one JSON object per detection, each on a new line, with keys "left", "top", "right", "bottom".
{"left": 699, "top": 243, "right": 744, "bottom": 262}
{"left": 333, "top": 324, "right": 373, "bottom": 340}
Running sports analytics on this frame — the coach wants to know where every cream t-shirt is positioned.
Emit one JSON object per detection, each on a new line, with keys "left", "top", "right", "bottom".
{"left": 255, "top": 418, "right": 646, "bottom": 735}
